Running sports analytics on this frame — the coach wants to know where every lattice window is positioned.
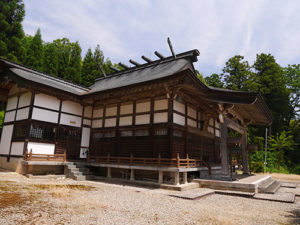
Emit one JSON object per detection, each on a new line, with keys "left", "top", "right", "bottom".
{"left": 121, "top": 130, "right": 133, "bottom": 137}
{"left": 155, "top": 128, "right": 168, "bottom": 136}
{"left": 173, "top": 129, "right": 183, "bottom": 137}
{"left": 104, "top": 131, "right": 116, "bottom": 138}
{"left": 29, "top": 123, "right": 55, "bottom": 141}
{"left": 13, "top": 122, "right": 28, "bottom": 139}
{"left": 93, "top": 132, "right": 103, "bottom": 139}
{"left": 135, "top": 129, "right": 149, "bottom": 136}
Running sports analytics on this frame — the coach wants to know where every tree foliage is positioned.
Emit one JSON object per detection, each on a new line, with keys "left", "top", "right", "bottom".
{"left": 221, "top": 55, "right": 252, "bottom": 91}
{"left": 23, "top": 29, "right": 43, "bottom": 70}
{"left": 0, "top": 0, "right": 25, "bottom": 62}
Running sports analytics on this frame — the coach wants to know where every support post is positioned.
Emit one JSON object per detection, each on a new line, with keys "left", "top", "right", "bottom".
{"left": 174, "top": 171, "right": 180, "bottom": 185}
{"left": 220, "top": 119, "right": 229, "bottom": 176}
{"left": 242, "top": 130, "right": 249, "bottom": 174}
{"left": 158, "top": 171, "right": 163, "bottom": 184}
{"left": 130, "top": 169, "right": 135, "bottom": 181}
{"left": 183, "top": 172, "right": 188, "bottom": 184}
{"left": 107, "top": 167, "right": 111, "bottom": 178}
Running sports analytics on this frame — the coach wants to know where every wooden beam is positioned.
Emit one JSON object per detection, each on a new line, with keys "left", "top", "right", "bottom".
{"left": 226, "top": 118, "right": 246, "bottom": 134}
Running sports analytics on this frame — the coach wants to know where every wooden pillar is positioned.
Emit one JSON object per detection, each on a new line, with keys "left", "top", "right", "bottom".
{"left": 242, "top": 130, "right": 249, "bottom": 174}
{"left": 158, "top": 171, "right": 163, "bottom": 184}
{"left": 107, "top": 167, "right": 111, "bottom": 178}
{"left": 130, "top": 169, "right": 135, "bottom": 181}
{"left": 220, "top": 119, "right": 229, "bottom": 176}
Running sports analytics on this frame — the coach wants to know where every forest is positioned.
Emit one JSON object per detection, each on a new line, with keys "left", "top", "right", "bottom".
{"left": 0, "top": 0, "right": 299, "bottom": 174}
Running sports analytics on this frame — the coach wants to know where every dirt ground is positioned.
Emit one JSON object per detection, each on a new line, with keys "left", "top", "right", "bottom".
{"left": 0, "top": 172, "right": 300, "bottom": 225}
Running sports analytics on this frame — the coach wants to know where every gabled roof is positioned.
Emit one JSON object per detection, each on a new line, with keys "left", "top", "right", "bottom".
{"left": 0, "top": 58, "right": 90, "bottom": 95}
{"left": 88, "top": 49, "right": 199, "bottom": 94}
{"left": 89, "top": 58, "right": 194, "bottom": 93}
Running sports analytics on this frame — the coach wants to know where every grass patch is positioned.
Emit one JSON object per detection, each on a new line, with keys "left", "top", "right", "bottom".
{"left": 33, "top": 184, "right": 95, "bottom": 191}
{"left": 0, "top": 193, "right": 36, "bottom": 209}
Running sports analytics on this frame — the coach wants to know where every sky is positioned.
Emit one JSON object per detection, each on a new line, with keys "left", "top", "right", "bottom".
{"left": 22, "top": 0, "right": 300, "bottom": 76}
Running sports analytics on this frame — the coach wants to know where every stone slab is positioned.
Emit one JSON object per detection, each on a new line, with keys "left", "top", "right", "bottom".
{"left": 254, "top": 192, "right": 295, "bottom": 203}
{"left": 281, "top": 182, "right": 297, "bottom": 188}
{"left": 215, "top": 190, "right": 255, "bottom": 198}
{"left": 168, "top": 188, "right": 215, "bottom": 200}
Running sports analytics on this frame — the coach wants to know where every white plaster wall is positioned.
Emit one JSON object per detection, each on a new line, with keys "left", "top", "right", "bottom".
{"left": 173, "top": 100, "right": 185, "bottom": 114}
{"left": 188, "top": 106, "right": 197, "bottom": 119}
{"left": 208, "top": 126, "right": 214, "bottom": 134}
{"left": 8, "top": 84, "right": 19, "bottom": 95}
{"left": 215, "top": 129, "right": 220, "bottom": 137}
{"left": 135, "top": 114, "right": 150, "bottom": 124}
{"left": 6, "top": 96, "right": 18, "bottom": 110}
{"left": 81, "top": 127, "right": 90, "bottom": 147}
{"left": 18, "top": 92, "right": 32, "bottom": 108}
{"left": 105, "top": 106, "right": 117, "bottom": 116}
{"left": 105, "top": 118, "right": 116, "bottom": 127}
{"left": 84, "top": 106, "right": 92, "bottom": 118}
{"left": 173, "top": 113, "right": 185, "bottom": 126}
{"left": 10, "top": 142, "right": 24, "bottom": 156}
{"left": 4, "top": 111, "right": 15, "bottom": 123}
{"left": 154, "top": 112, "right": 168, "bottom": 123}
{"left": 119, "top": 116, "right": 132, "bottom": 126}
{"left": 32, "top": 107, "right": 58, "bottom": 123}
{"left": 120, "top": 103, "right": 133, "bottom": 115}
{"left": 16, "top": 107, "right": 29, "bottom": 121}
{"left": 93, "top": 108, "right": 103, "bottom": 118}
{"left": 92, "top": 119, "right": 102, "bottom": 128}
{"left": 215, "top": 121, "right": 220, "bottom": 129}
{"left": 187, "top": 118, "right": 197, "bottom": 128}
{"left": 154, "top": 99, "right": 168, "bottom": 111}
{"left": 34, "top": 93, "right": 60, "bottom": 110}
{"left": 0, "top": 125, "right": 13, "bottom": 155}
{"left": 60, "top": 113, "right": 82, "bottom": 127}
{"left": 27, "top": 142, "right": 55, "bottom": 154}
{"left": 209, "top": 118, "right": 214, "bottom": 126}
{"left": 80, "top": 148, "right": 88, "bottom": 159}
{"left": 136, "top": 101, "right": 150, "bottom": 113}
{"left": 83, "top": 119, "right": 91, "bottom": 126}
{"left": 61, "top": 100, "right": 82, "bottom": 116}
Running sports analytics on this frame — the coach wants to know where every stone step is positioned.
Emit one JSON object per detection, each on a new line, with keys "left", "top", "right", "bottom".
{"left": 265, "top": 180, "right": 281, "bottom": 194}
{"left": 258, "top": 179, "right": 276, "bottom": 193}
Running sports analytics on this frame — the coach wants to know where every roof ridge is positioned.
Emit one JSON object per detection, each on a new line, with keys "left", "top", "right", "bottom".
{"left": 0, "top": 57, "right": 90, "bottom": 91}
{"left": 93, "top": 49, "right": 199, "bottom": 83}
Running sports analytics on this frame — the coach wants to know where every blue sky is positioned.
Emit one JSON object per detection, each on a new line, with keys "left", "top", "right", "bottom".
{"left": 23, "top": 0, "right": 300, "bottom": 76}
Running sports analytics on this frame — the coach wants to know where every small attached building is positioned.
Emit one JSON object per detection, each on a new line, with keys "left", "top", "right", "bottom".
{"left": 0, "top": 49, "right": 272, "bottom": 182}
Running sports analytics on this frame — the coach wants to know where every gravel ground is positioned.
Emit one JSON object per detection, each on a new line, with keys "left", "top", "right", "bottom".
{"left": 0, "top": 172, "right": 299, "bottom": 225}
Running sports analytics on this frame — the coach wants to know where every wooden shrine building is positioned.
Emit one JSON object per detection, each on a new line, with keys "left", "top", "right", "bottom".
{"left": 0, "top": 49, "right": 272, "bottom": 184}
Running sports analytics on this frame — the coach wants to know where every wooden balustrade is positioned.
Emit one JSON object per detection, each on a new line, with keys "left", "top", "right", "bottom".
{"left": 87, "top": 154, "right": 211, "bottom": 173}
{"left": 23, "top": 149, "right": 66, "bottom": 162}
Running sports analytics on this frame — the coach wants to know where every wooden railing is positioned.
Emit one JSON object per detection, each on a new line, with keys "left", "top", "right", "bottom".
{"left": 87, "top": 154, "right": 211, "bottom": 175}
{"left": 23, "top": 150, "right": 66, "bottom": 162}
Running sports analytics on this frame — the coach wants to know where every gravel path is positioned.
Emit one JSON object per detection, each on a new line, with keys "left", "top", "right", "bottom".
{"left": 0, "top": 172, "right": 299, "bottom": 225}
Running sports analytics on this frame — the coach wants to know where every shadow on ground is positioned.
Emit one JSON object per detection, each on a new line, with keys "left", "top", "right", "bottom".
{"left": 287, "top": 208, "right": 300, "bottom": 224}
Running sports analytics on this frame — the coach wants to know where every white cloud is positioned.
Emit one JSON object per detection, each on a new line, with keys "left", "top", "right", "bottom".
{"left": 23, "top": 0, "right": 300, "bottom": 75}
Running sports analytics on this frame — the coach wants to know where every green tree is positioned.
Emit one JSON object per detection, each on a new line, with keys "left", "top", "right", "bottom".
{"left": 204, "top": 73, "right": 224, "bottom": 88}
{"left": 283, "top": 64, "right": 300, "bottom": 119}
{"left": 51, "top": 38, "right": 82, "bottom": 83}
{"left": 0, "top": 0, "right": 25, "bottom": 62}
{"left": 43, "top": 42, "right": 59, "bottom": 76}
{"left": 23, "top": 28, "right": 43, "bottom": 70}
{"left": 268, "top": 131, "right": 294, "bottom": 172}
{"left": 252, "top": 53, "right": 291, "bottom": 134}
{"left": 64, "top": 41, "right": 82, "bottom": 83}
{"left": 82, "top": 48, "right": 96, "bottom": 87}
{"left": 221, "top": 55, "right": 252, "bottom": 91}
